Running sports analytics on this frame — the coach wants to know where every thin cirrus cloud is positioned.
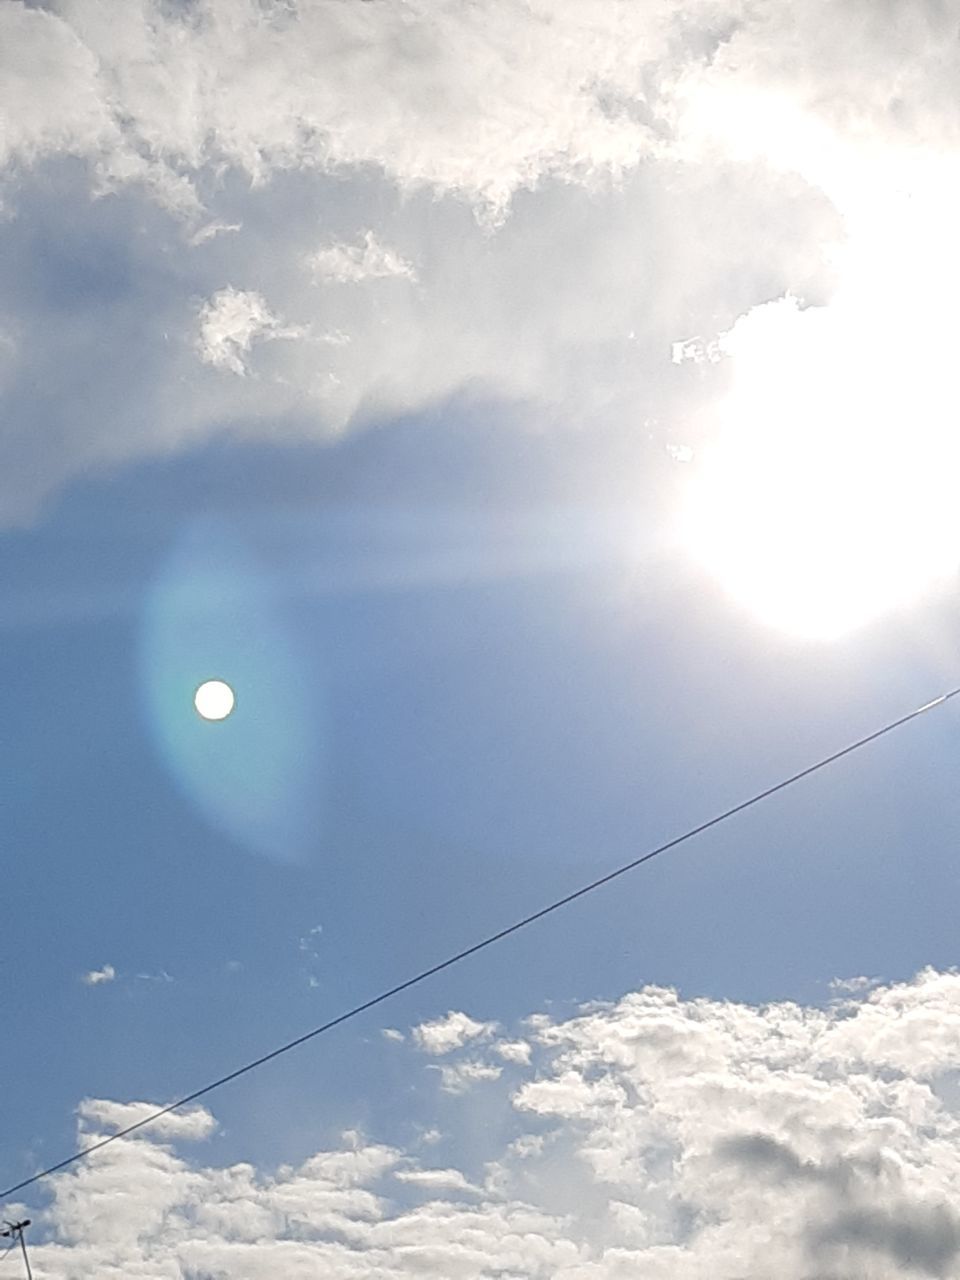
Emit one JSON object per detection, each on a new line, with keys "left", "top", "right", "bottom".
{"left": 23, "top": 969, "right": 960, "bottom": 1278}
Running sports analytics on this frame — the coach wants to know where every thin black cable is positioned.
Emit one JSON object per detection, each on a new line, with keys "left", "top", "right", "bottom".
{"left": 4, "top": 685, "right": 959, "bottom": 1202}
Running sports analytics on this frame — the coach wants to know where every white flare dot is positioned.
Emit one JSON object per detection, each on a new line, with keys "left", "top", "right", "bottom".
{"left": 194, "top": 679, "right": 235, "bottom": 721}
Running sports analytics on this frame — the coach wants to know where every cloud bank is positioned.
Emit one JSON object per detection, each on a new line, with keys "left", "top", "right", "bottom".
{"left": 0, "top": 0, "right": 856, "bottom": 523}
{"left": 14, "top": 969, "right": 960, "bottom": 1277}
{"left": 3, "top": 0, "right": 959, "bottom": 632}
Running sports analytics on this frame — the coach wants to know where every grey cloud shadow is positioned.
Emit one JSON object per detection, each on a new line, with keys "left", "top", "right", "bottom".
{"left": 718, "top": 1132, "right": 960, "bottom": 1276}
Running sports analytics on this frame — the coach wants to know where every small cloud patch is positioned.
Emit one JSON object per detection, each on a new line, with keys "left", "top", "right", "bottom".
{"left": 309, "top": 231, "right": 417, "bottom": 284}
{"left": 82, "top": 964, "right": 116, "bottom": 986}
{"left": 196, "top": 287, "right": 303, "bottom": 376}
{"left": 413, "top": 1011, "right": 498, "bottom": 1056}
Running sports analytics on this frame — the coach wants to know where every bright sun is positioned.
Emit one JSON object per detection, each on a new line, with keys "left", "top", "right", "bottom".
{"left": 683, "top": 280, "right": 960, "bottom": 640}
{"left": 676, "top": 89, "right": 960, "bottom": 640}
{"left": 194, "top": 679, "right": 236, "bottom": 721}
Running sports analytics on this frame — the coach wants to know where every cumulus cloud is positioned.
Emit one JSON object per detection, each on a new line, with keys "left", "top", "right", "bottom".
{"left": 80, "top": 964, "right": 115, "bottom": 986}
{"left": 18, "top": 970, "right": 960, "bottom": 1278}
{"left": 412, "top": 1010, "right": 498, "bottom": 1055}
{"left": 494, "top": 1038, "right": 533, "bottom": 1065}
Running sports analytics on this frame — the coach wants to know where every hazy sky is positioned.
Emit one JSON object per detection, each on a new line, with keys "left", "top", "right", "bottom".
{"left": 3, "top": 1, "right": 960, "bottom": 1275}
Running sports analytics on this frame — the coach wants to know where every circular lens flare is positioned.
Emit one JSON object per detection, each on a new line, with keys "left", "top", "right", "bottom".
{"left": 194, "top": 679, "right": 236, "bottom": 721}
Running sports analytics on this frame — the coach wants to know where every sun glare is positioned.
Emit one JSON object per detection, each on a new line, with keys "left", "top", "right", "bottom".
{"left": 681, "top": 159, "right": 960, "bottom": 639}
{"left": 673, "top": 81, "right": 960, "bottom": 638}
{"left": 684, "top": 299, "right": 960, "bottom": 637}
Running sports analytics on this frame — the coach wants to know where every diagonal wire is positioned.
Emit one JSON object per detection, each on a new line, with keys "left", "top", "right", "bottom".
{"left": 3, "top": 684, "right": 958, "bottom": 1202}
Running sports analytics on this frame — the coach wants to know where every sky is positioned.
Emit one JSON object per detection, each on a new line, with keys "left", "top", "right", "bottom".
{"left": 3, "top": 0, "right": 960, "bottom": 1275}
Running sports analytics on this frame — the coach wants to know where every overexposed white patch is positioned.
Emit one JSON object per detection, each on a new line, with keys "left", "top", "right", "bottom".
{"left": 666, "top": 443, "right": 695, "bottom": 464}
{"left": 681, "top": 148, "right": 960, "bottom": 638}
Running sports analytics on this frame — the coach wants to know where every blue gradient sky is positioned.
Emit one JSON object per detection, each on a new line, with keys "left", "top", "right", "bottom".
{"left": 4, "top": 400, "right": 960, "bottom": 1189}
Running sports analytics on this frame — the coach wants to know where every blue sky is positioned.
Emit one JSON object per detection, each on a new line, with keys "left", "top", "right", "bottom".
{"left": 4, "top": 2, "right": 960, "bottom": 1276}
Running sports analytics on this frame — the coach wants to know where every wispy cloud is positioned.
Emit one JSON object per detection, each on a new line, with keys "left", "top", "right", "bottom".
{"left": 189, "top": 221, "right": 242, "bottom": 247}
{"left": 309, "top": 232, "right": 417, "bottom": 284}
{"left": 430, "top": 1059, "right": 503, "bottom": 1095}
{"left": 394, "top": 1166, "right": 479, "bottom": 1193}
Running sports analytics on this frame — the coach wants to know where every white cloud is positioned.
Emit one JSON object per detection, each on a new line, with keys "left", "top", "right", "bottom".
{"left": 493, "top": 1038, "right": 533, "bottom": 1065}
{"left": 309, "top": 232, "right": 417, "bottom": 284}
{"left": 77, "top": 1098, "right": 217, "bottom": 1143}
{"left": 81, "top": 964, "right": 115, "bottom": 986}
{"left": 189, "top": 220, "right": 242, "bottom": 247}
{"left": 665, "top": 443, "right": 695, "bottom": 463}
{"left": 394, "top": 1167, "right": 478, "bottom": 1193}
{"left": 196, "top": 287, "right": 302, "bottom": 376}
{"left": 23, "top": 970, "right": 960, "bottom": 1278}
{"left": 413, "top": 1010, "right": 498, "bottom": 1055}
{"left": 0, "top": 0, "right": 847, "bottom": 523}
{"left": 830, "top": 974, "right": 880, "bottom": 996}
{"left": 0, "top": 0, "right": 694, "bottom": 217}
{"left": 431, "top": 1060, "right": 504, "bottom": 1095}
{"left": 382, "top": 1028, "right": 405, "bottom": 1044}
{"left": 0, "top": 5, "right": 113, "bottom": 172}
{"left": 0, "top": 0, "right": 955, "bottom": 550}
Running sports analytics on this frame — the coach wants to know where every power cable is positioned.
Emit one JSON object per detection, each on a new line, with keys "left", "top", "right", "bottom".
{"left": 3, "top": 684, "right": 958, "bottom": 1202}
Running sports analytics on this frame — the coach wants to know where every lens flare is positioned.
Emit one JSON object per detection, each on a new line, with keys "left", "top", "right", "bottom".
{"left": 194, "top": 679, "right": 235, "bottom": 721}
